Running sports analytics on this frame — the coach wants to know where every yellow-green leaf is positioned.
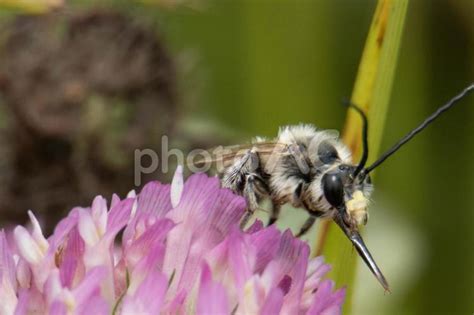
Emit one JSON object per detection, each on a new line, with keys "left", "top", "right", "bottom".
{"left": 0, "top": 0, "right": 62, "bottom": 13}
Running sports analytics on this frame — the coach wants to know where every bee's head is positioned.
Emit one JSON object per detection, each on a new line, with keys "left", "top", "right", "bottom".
{"left": 321, "top": 163, "right": 372, "bottom": 226}
{"left": 318, "top": 163, "right": 389, "bottom": 290}
{"left": 313, "top": 102, "right": 388, "bottom": 290}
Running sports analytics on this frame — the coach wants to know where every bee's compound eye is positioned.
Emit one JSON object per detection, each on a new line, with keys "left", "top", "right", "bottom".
{"left": 322, "top": 173, "right": 344, "bottom": 207}
{"left": 318, "top": 141, "right": 339, "bottom": 164}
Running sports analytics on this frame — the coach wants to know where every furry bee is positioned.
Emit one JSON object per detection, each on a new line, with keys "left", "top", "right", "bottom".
{"left": 196, "top": 83, "right": 473, "bottom": 291}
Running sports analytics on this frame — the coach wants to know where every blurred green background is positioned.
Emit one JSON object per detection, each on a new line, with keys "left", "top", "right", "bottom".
{"left": 0, "top": 0, "right": 473, "bottom": 314}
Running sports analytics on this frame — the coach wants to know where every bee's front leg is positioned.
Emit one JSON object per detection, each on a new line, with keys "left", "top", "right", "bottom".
{"left": 221, "top": 149, "right": 266, "bottom": 229}
{"left": 239, "top": 174, "right": 263, "bottom": 228}
{"left": 267, "top": 203, "right": 281, "bottom": 226}
{"left": 296, "top": 216, "right": 317, "bottom": 238}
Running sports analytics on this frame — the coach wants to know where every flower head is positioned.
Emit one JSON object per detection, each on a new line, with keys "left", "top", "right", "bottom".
{"left": 0, "top": 169, "right": 345, "bottom": 314}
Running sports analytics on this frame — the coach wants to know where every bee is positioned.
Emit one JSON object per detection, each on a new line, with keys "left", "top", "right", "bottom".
{"left": 195, "top": 83, "right": 473, "bottom": 291}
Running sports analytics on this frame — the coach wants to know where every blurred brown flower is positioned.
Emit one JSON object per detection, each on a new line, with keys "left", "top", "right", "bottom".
{"left": 0, "top": 9, "right": 178, "bottom": 232}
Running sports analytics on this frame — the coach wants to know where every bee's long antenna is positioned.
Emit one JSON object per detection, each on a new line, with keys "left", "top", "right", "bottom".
{"left": 365, "top": 83, "right": 474, "bottom": 174}
{"left": 343, "top": 100, "right": 369, "bottom": 178}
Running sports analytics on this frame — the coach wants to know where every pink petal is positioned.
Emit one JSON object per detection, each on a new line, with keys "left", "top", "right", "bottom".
{"left": 206, "top": 188, "right": 246, "bottom": 241}
{"left": 0, "top": 231, "right": 16, "bottom": 290}
{"left": 0, "top": 232, "right": 18, "bottom": 314}
{"left": 162, "top": 222, "right": 193, "bottom": 295}
{"left": 72, "top": 266, "right": 106, "bottom": 305}
{"left": 166, "top": 173, "right": 221, "bottom": 224}
{"left": 128, "top": 242, "right": 166, "bottom": 294}
{"left": 49, "top": 301, "right": 67, "bottom": 315}
{"left": 305, "top": 262, "right": 332, "bottom": 291}
{"left": 91, "top": 196, "right": 108, "bottom": 235}
{"left": 127, "top": 190, "right": 137, "bottom": 199}
{"left": 110, "top": 194, "right": 121, "bottom": 209}
{"left": 227, "top": 229, "right": 255, "bottom": 297}
{"left": 16, "top": 258, "right": 31, "bottom": 289}
{"left": 246, "top": 219, "right": 264, "bottom": 233}
{"left": 48, "top": 208, "right": 79, "bottom": 248}
{"left": 196, "top": 264, "right": 229, "bottom": 315}
{"left": 128, "top": 243, "right": 167, "bottom": 293}
{"left": 280, "top": 239, "right": 309, "bottom": 314}
{"left": 13, "top": 226, "right": 43, "bottom": 265}
{"left": 121, "top": 181, "right": 173, "bottom": 250}
{"left": 205, "top": 229, "right": 256, "bottom": 304}
{"left": 125, "top": 218, "right": 174, "bottom": 271}
{"left": 27, "top": 211, "right": 48, "bottom": 253}
{"left": 307, "top": 280, "right": 345, "bottom": 315}
{"left": 59, "top": 227, "right": 85, "bottom": 288}
{"left": 307, "top": 256, "right": 326, "bottom": 277}
{"left": 14, "top": 287, "right": 45, "bottom": 315}
{"left": 122, "top": 271, "right": 167, "bottom": 314}
{"left": 105, "top": 198, "right": 134, "bottom": 240}
{"left": 162, "top": 174, "right": 222, "bottom": 293}
{"left": 162, "top": 289, "right": 187, "bottom": 314}
{"left": 44, "top": 269, "right": 62, "bottom": 306}
{"left": 165, "top": 175, "right": 246, "bottom": 294}
{"left": 249, "top": 225, "right": 280, "bottom": 273}
{"left": 260, "top": 287, "right": 284, "bottom": 315}
{"left": 121, "top": 211, "right": 159, "bottom": 253}
{"left": 78, "top": 295, "right": 110, "bottom": 315}
{"left": 137, "top": 181, "right": 172, "bottom": 217}
{"left": 81, "top": 241, "right": 115, "bottom": 301}
{"left": 78, "top": 209, "right": 100, "bottom": 246}
{"left": 113, "top": 258, "right": 127, "bottom": 298}
{"left": 204, "top": 236, "right": 231, "bottom": 280}
{"left": 16, "top": 212, "right": 75, "bottom": 292}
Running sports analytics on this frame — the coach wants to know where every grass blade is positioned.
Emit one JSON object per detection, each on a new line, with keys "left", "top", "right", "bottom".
{"left": 314, "top": 0, "right": 409, "bottom": 312}
{"left": 0, "top": 0, "right": 63, "bottom": 13}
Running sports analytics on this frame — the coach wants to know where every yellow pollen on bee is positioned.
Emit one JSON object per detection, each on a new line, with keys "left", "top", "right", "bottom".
{"left": 346, "top": 190, "right": 369, "bottom": 225}
{"left": 346, "top": 191, "right": 367, "bottom": 211}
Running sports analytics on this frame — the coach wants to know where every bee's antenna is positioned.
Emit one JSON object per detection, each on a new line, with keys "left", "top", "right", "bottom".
{"left": 365, "top": 83, "right": 474, "bottom": 174}
{"left": 343, "top": 99, "right": 369, "bottom": 178}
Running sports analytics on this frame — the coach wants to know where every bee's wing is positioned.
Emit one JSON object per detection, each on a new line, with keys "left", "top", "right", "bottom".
{"left": 192, "top": 142, "right": 288, "bottom": 170}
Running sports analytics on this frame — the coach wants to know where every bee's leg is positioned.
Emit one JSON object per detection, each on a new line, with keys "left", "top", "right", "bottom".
{"left": 296, "top": 216, "right": 317, "bottom": 238}
{"left": 221, "top": 149, "right": 266, "bottom": 228}
{"left": 267, "top": 203, "right": 281, "bottom": 226}
{"left": 222, "top": 149, "right": 259, "bottom": 190}
{"left": 239, "top": 175, "right": 262, "bottom": 228}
